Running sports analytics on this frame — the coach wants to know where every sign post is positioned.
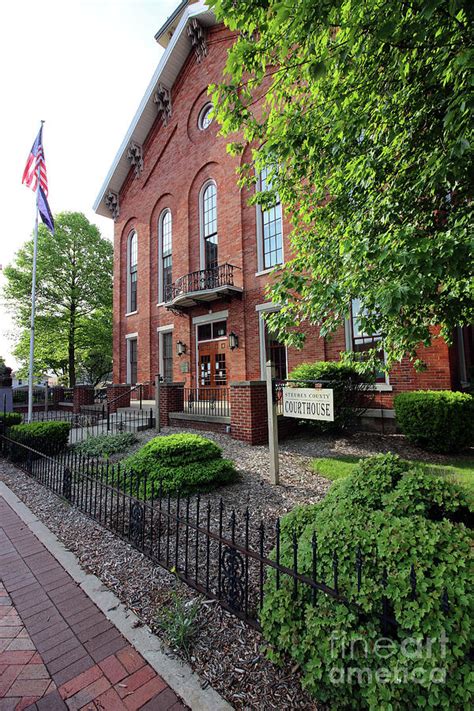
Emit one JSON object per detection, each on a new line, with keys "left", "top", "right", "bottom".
{"left": 265, "top": 360, "right": 279, "bottom": 485}
{"left": 155, "top": 374, "right": 161, "bottom": 433}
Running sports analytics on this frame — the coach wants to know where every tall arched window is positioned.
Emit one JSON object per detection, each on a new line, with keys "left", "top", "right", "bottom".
{"left": 127, "top": 230, "right": 138, "bottom": 313}
{"left": 201, "top": 182, "right": 218, "bottom": 270}
{"left": 257, "top": 166, "right": 283, "bottom": 270}
{"left": 159, "top": 210, "right": 172, "bottom": 302}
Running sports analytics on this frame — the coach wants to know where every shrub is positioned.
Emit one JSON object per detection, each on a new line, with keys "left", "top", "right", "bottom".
{"left": 288, "top": 361, "right": 374, "bottom": 431}
{"left": 394, "top": 390, "right": 474, "bottom": 453}
{"left": 8, "top": 421, "right": 70, "bottom": 456}
{"left": 74, "top": 432, "right": 137, "bottom": 458}
{"left": 120, "top": 434, "right": 237, "bottom": 495}
{"left": 0, "top": 412, "right": 23, "bottom": 428}
{"left": 261, "top": 454, "right": 473, "bottom": 710}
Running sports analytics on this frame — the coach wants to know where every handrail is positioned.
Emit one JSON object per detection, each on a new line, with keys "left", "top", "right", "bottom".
{"left": 106, "top": 381, "right": 152, "bottom": 411}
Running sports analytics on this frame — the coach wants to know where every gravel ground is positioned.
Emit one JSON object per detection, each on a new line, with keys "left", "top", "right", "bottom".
{"left": 1, "top": 427, "right": 469, "bottom": 709}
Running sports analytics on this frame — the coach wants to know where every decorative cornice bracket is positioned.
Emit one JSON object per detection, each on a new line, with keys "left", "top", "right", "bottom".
{"left": 153, "top": 84, "right": 172, "bottom": 126}
{"left": 187, "top": 18, "right": 208, "bottom": 63}
{"left": 127, "top": 141, "right": 144, "bottom": 178}
{"left": 104, "top": 191, "right": 119, "bottom": 220}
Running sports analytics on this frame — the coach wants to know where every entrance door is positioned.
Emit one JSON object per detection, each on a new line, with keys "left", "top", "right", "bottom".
{"left": 198, "top": 340, "right": 228, "bottom": 402}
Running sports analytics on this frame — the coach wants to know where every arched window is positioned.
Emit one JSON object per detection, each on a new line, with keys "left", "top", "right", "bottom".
{"left": 257, "top": 166, "right": 283, "bottom": 270}
{"left": 159, "top": 210, "right": 172, "bottom": 302}
{"left": 127, "top": 230, "right": 138, "bottom": 313}
{"left": 201, "top": 182, "right": 218, "bottom": 270}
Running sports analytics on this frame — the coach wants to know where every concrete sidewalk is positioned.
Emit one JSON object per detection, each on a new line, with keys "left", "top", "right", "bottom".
{"left": 0, "top": 496, "right": 186, "bottom": 711}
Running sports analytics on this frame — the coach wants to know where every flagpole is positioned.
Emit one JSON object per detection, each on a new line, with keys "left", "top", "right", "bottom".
{"left": 27, "top": 121, "right": 44, "bottom": 423}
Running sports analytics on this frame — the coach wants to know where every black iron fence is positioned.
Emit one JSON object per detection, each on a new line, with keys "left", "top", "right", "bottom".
{"left": 3, "top": 408, "right": 155, "bottom": 443}
{"left": 184, "top": 387, "right": 230, "bottom": 417}
{"left": 0, "top": 435, "right": 451, "bottom": 633}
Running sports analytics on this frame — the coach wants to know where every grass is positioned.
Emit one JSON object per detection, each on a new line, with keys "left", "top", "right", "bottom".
{"left": 311, "top": 456, "right": 474, "bottom": 501}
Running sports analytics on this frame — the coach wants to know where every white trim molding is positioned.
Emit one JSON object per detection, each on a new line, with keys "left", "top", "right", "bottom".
{"left": 156, "top": 324, "right": 174, "bottom": 332}
{"left": 192, "top": 310, "right": 228, "bottom": 325}
{"left": 257, "top": 303, "right": 288, "bottom": 380}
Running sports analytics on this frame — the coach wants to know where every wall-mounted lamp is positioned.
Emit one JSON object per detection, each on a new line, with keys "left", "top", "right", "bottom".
{"left": 176, "top": 340, "right": 187, "bottom": 356}
{"left": 228, "top": 332, "right": 239, "bottom": 350}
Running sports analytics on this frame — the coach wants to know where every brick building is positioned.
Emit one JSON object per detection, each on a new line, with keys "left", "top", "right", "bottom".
{"left": 94, "top": 0, "right": 472, "bottom": 428}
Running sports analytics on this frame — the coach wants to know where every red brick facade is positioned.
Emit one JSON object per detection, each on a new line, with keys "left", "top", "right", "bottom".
{"left": 99, "top": 12, "right": 465, "bottom": 422}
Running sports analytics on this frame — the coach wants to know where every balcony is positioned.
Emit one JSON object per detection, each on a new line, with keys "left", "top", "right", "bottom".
{"left": 165, "top": 263, "right": 242, "bottom": 310}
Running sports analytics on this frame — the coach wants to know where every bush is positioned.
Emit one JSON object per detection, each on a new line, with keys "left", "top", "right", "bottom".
{"left": 394, "top": 390, "right": 474, "bottom": 453}
{"left": 8, "top": 421, "right": 70, "bottom": 456}
{"left": 0, "top": 412, "right": 23, "bottom": 428}
{"left": 261, "top": 454, "right": 473, "bottom": 710}
{"left": 120, "top": 434, "right": 237, "bottom": 495}
{"left": 74, "top": 432, "right": 137, "bottom": 458}
{"left": 288, "top": 361, "right": 374, "bottom": 431}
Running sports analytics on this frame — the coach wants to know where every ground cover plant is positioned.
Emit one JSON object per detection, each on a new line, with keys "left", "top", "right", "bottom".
{"left": 74, "top": 432, "right": 138, "bottom": 458}
{"left": 394, "top": 390, "right": 474, "bottom": 453}
{"left": 262, "top": 454, "right": 473, "bottom": 710}
{"left": 120, "top": 433, "right": 237, "bottom": 496}
{"left": 312, "top": 455, "right": 474, "bottom": 503}
{"left": 8, "top": 421, "right": 70, "bottom": 456}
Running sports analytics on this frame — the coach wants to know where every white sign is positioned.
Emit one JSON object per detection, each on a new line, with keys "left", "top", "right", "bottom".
{"left": 282, "top": 387, "right": 334, "bottom": 421}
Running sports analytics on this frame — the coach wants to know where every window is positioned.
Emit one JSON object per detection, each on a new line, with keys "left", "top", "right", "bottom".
{"left": 162, "top": 331, "right": 173, "bottom": 382}
{"left": 159, "top": 210, "right": 172, "bottom": 302}
{"left": 127, "top": 231, "right": 138, "bottom": 313}
{"left": 201, "top": 182, "right": 218, "bottom": 270}
{"left": 198, "top": 103, "right": 213, "bottom": 130}
{"left": 258, "top": 166, "right": 283, "bottom": 270}
{"left": 349, "top": 299, "right": 386, "bottom": 383}
{"left": 127, "top": 337, "right": 138, "bottom": 385}
{"left": 258, "top": 308, "right": 287, "bottom": 380}
{"left": 197, "top": 320, "right": 227, "bottom": 341}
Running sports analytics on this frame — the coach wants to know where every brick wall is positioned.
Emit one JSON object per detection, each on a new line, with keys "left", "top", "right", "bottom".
{"left": 158, "top": 382, "right": 185, "bottom": 428}
{"left": 110, "top": 22, "right": 458, "bottom": 412}
{"left": 73, "top": 385, "right": 94, "bottom": 414}
{"left": 230, "top": 381, "right": 268, "bottom": 445}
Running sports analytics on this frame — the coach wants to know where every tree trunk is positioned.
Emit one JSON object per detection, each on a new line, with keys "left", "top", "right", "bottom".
{"left": 69, "top": 304, "right": 76, "bottom": 387}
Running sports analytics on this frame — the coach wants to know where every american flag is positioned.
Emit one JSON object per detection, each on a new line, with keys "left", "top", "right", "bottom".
{"left": 22, "top": 125, "right": 49, "bottom": 196}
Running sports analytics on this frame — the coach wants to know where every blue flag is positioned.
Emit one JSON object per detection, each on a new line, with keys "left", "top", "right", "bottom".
{"left": 37, "top": 186, "right": 55, "bottom": 234}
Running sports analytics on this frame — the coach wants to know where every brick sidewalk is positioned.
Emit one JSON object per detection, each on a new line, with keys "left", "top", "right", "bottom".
{"left": 0, "top": 497, "right": 186, "bottom": 711}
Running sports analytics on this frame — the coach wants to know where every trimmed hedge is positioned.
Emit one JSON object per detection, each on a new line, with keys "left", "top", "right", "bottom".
{"left": 74, "top": 432, "right": 137, "bottom": 458}
{"left": 261, "top": 454, "right": 473, "bottom": 710}
{"left": 288, "top": 361, "right": 374, "bottom": 431}
{"left": 0, "top": 412, "right": 23, "bottom": 427}
{"left": 121, "top": 434, "right": 237, "bottom": 495}
{"left": 394, "top": 390, "right": 474, "bottom": 453}
{"left": 8, "top": 421, "right": 71, "bottom": 456}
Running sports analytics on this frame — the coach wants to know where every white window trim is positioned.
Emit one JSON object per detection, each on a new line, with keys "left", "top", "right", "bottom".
{"left": 126, "top": 230, "right": 137, "bottom": 314}
{"left": 125, "top": 334, "right": 138, "bottom": 385}
{"left": 158, "top": 327, "right": 173, "bottom": 381}
{"left": 192, "top": 309, "right": 228, "bottom": 325}
{"left": 158, "top": 209, "right": 172, "bottom": 303}
{"left": 257, "top": 304, "right": 288, "bottom": 380}
{"left": 198, "top": 102, "right": 213, "bottom": 130}
{"left": 199, "top": 179, "right": 218, "bottom": 271}
{"left": 344, "top": 304, "right": 391, "bottom": 389}
{"left": 255, "top": 170, "right": 284, "bottom": 273}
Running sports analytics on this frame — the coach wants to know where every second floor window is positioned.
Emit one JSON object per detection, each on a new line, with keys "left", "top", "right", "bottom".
{"left": 202, "top": 182, "right": 218, "bottom": 270}
{"left": 128, "top": 231, "right": 138, "bottom": 312}
{"left": 259, "top": 166, "right": 283, "bottom": 270}
{"left": 159, "top": 210, "right": 172, "bottom": 302}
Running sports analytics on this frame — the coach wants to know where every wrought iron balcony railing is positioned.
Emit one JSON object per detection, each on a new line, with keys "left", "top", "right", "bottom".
{"left": 164, "top": 263, "right": 242, "bottom": 308}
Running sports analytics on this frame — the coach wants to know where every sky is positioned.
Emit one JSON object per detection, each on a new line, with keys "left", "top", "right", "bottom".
{"left": 0, "top": 0, "right": 179, "bottom": 369}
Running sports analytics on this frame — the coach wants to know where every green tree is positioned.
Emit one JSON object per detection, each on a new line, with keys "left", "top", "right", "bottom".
{"left": 3, "top": 212, "right": 113, "bottom": 386}
{"left": 210, "top": 0, "right": 473, "bottom": 367}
